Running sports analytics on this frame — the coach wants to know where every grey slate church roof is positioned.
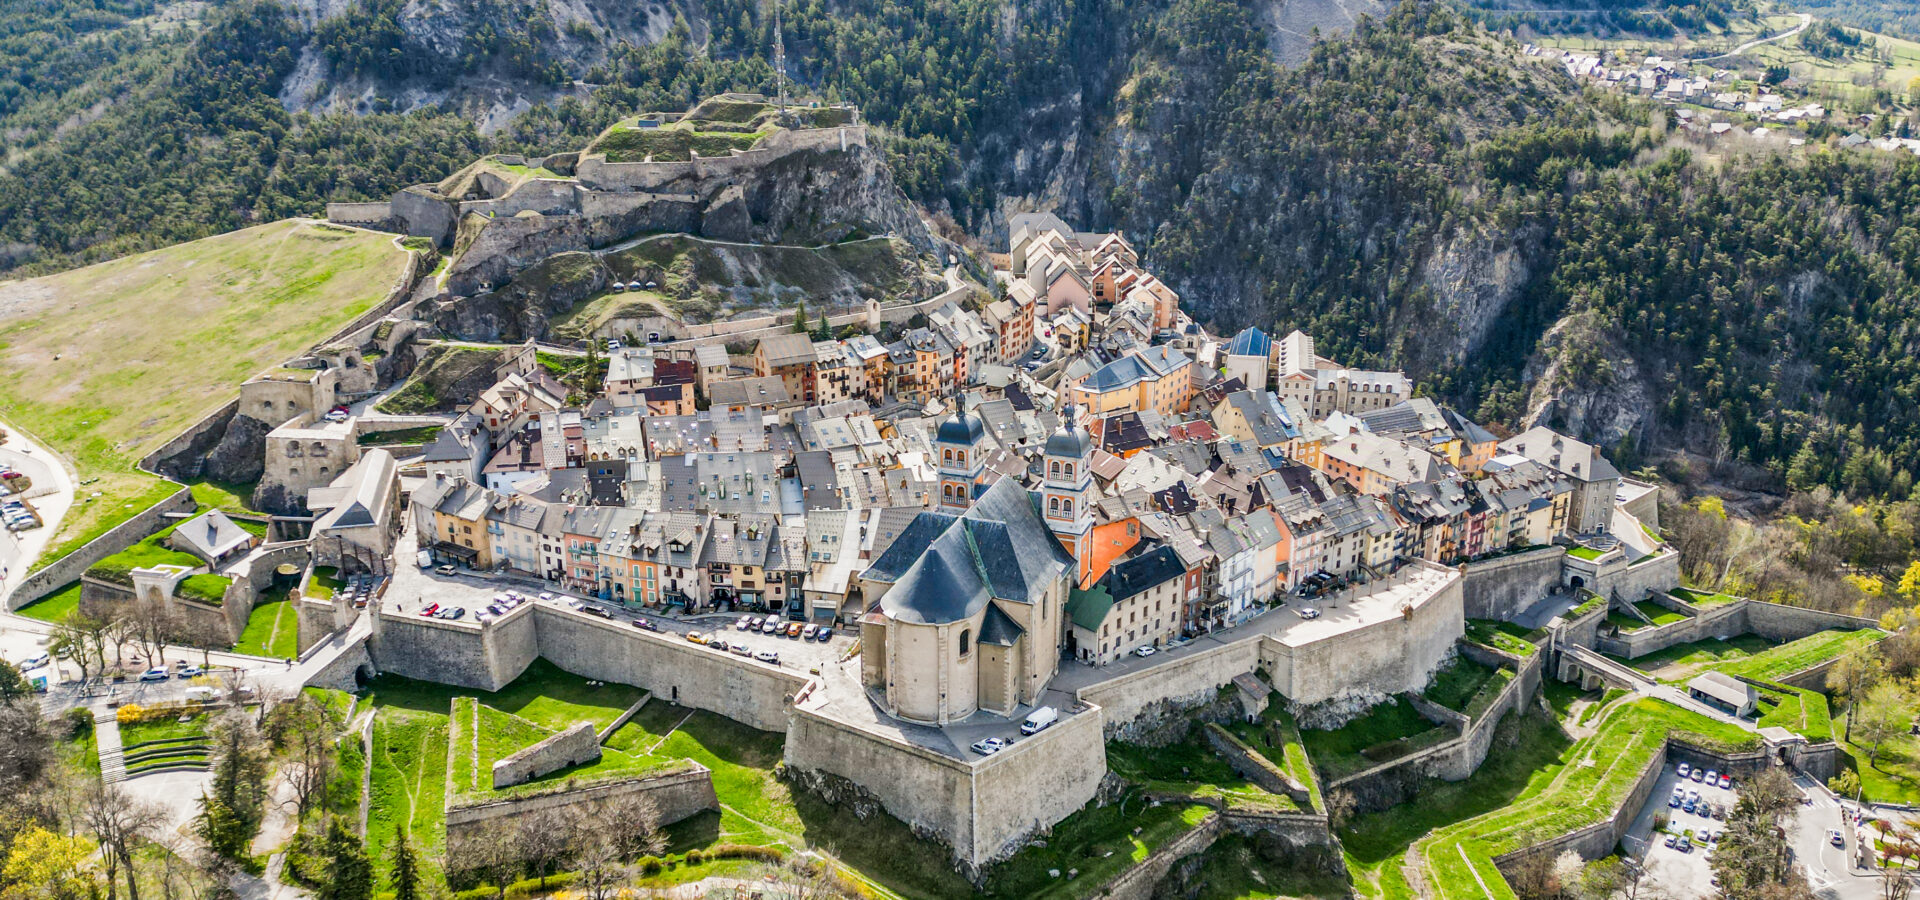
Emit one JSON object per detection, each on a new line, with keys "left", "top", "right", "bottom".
{"left": 877, "top": 478, "right": 1074, "bottom": 626}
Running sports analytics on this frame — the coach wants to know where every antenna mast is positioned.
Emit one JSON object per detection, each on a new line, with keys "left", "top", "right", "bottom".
{"left": 772, "top": 0, "right": 789, "bottom": 117}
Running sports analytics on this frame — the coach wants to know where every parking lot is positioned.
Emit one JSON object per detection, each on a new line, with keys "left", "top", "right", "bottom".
{"left": 1624, "top": 762, "right": 1743, "bottom": 895}
{"left": 386, "top": 557, "right": 845, "bottom": 671}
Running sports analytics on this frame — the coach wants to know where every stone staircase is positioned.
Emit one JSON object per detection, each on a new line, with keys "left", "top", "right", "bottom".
{"left": 94, "top": 709, "right": 126, "bottom": 784}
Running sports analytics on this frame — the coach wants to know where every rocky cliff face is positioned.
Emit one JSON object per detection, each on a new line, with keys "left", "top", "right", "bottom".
{"left": 1521, "top": 312, "right": 1654, "bottom": 449}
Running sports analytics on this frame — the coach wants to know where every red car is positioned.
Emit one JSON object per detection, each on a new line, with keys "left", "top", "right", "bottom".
{"left": 419, "top": 603, "right": 440, "bottom": 617}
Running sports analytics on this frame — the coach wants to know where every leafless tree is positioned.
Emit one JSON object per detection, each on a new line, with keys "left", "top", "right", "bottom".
{"left": 1886, "top": 870, "right": 1916, "bottom": 900}
{"left": 599, "top": 793, "right": 665, "bottom": 861}
{"left": 513, "top": 806, "right": 572, "bottom": 888}
{"left": 104, "top": 615, "right": 138, "bottom": 671}
{"left": 1325, "top": 787, "right": 1357, "bottom": 831}
{"left": 782, "top": 858, "right": 850, "bottom": 900}
{"left": 129, "top": 599, "right": 180, "bottom": 668}
{"left": 267, "top": 693, "right": 340, "bottom": 819}
{"left": 81, "top": 781, "right": 168, "bottom": 900}
{"left": 445, "top": 820, "right": 520, "bottom": 900}
{"left": 49, "top": 611, "right": 109, "bottom": 689}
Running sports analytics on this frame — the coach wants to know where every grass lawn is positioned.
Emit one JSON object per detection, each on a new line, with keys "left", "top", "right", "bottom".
{"left": 1302, "top": 696, "right": 1456, "bottom": 781}
{"left": 183, "top": 478, "right": 266, "bottom": 517}
{"left": 1423, "top": 656, "right": 1500, "bottom": 712}
{"left": 448, "top": 698, "right": 674, "bottom": 801}
{"left": 1710, "top": 628, "right": 1885, "bottom": 683}
{"left": 1568, "top": 546, "right": 1604, "bottom": 561}
{"left": 1342, "top": 707, "right": 1573, "bottom": 899}
{"left": 63, "top": 720, "right": 101, "bottom": 780}
{"left": 177, "top": 573, "right": 232, "bottom": 605}
{"left": 306, "top": 566, "right": 345, "bottom": 600}
{"left": 1756, "top": 686, "right": 1832, "bottom": 742}
{"left": 1632, "top": 600, "right": 1687, "bottom": 626}
{"left": 1463, "top": 619, "right": 1539, "bottom": 656}
{"left": 358, "top": 660, "right": 978, "bottom": 899}
{"left": 1613, "top": 634, "right": 1775, "bottom": 676}
{"left": 1411, "top": 698, "right": 1759, "bottom": 898}
{"left": 86, "top": 525, "right": 203, "bottom": 583}
{"left": 234, "top": 587, "right": 300, "bottom": 658}
{"left": 365, "top": 695, "right": 451, "bottom": 885}
{"left": 120, "top": 713, "right": 210, "bottom": 748}
{"left": 1606, "top": 611, "right": 1652, "bottom": 632}
{"left": 606, "top": 704, "right": 975, "bottom": 900}
{"left": 984, "top": 800, "right": 1212, "bottom": 900}
{"left": 0, "top": 221, "right": 411, "bottom": 571}
{"left": 1838, "top": 734, "right": 1920, "bottom": 805}
{"left": 16, "top": 579, "right": 82, "bottom": 623}
{"left": 1669, "top": 586, "right": 1739, "bottom": 607}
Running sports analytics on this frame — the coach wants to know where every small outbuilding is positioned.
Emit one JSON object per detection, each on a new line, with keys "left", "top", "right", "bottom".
{"left": 1687, "top": 671, "right": 1758, "bottom": 718}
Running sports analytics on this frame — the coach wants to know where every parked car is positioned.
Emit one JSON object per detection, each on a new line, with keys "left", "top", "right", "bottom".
{"left": 708, "top": 638, "right": 730, "bottom": 652}
{"left": 1677, "top": 762, "right": 1691, "bottom": 778}
{"left": 585, "top": 606, "right": 614, "bottom": 620}
{"left": 1683, "top": 798, "right": 1696, "bottom": 813}
{"left": 1691, "top": 768, "right": 1705, "bottom": 782}
{"left": 970, "top": 738, "right": 1008, "bottom": 756}
{"left": 178, "top": 665, "right": 202, "bottom": 678}
{"left": 730, "top": 644, "right": 753, "bottom": 657}
{"left": 817, "top": 626, "right": 835, "bottom": 641}
{"left": 1133, "top": 646, "right": 1157, "bottom": 658}
{"left": 1830, "top": 829, "right": 1845, "bottom": 848}
{"left": 786, "top": 622, "right": 804, "bottom": 638}
{"left": 139, "top": 667, "right": 169, "bottom": 682}
{"left": 630, "top": 619, "right": 650, "bottom": 630}
{"left": 1677, "top": 838, "right": 1692, "bottom": 853}
{"left": 1293, "top": 607, "right": 1321, "bottom": 620}
{"left": 1668, "top": 788, "right": 1683, "bottom": 807}
{"left": 761, "top": 619, "right": 781, "bottom": 634}
{"left": 685, "top": 631, "right": 707, "bottom": 644}
{"left": 753, "top": 650, "right": 780, "bottom": 665}
{"left": 1718, "top": 773, "right": 1732, "bottom": 789}
{"left": 21, "top": 653, "right": 48, "bottom": 670}
{"left": 420, "top": 603, "right": 441, "bottom": 617}
{"left": 1663, "top": 834, "right": 1677, "bottom": 848}
{"left": 737, "top": 616, "right": 756, "bottom": 631}
{"left": 442, "top": 607, "right": 465, "bottom": 620}
{"left": 436, "top": 565, "right": 456, "bottom": 576}
{"left": 1704, "top": 769, "right": 1718, "bottom": 786}
{"left": 802, "top": 624, "right": 819, "bottom": 640}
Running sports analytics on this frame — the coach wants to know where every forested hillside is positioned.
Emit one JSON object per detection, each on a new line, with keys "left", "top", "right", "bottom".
{"left": 7, "top": 0, "right": 1920, "bottom": 502}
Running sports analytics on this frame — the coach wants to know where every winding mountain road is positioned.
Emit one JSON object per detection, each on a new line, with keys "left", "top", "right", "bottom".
{"left": 1692, "top": 13, "right": 1811, "bottom": 62}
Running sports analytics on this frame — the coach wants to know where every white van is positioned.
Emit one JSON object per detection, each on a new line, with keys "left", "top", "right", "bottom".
{"left": 1019, "top": 706, "right": 1058, "bottom": 735}
{"left": 183, "top": 686, "right": 216, "bottom": 703}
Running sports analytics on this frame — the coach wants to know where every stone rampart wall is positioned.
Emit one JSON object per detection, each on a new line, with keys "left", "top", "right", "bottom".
{"left": 1603, "top": 597, "right": 1749, "bottom": 659}
{"left": 492, "top": 722, "right": 601, "bottom": 789}
{"left": 1202, "top": 723, "right": 1303, "bottom": 800}
{"left": 1076, "top": 639, "right": 1260, "bottom": 735}
{"left": 532, "top": 605, "right": 804, "bottom": 732}
{"left": 575, "top": 126, "right": 866, "bottom": 192}
{"left": 1743, "top": 600, "right": 1881, "bottom": 643}
{"left": 1493, "top": 745, "right": 1666, "bottom": 875}
{"left": 12, "top": 486, "right": 194, "bottom": 609}
{"left": 1266, "top": 569, "right": 1464, "bottom": 708}
{"left": 368, "top": 601, "right": 537, "bottom": 691}
{"left": 445, "top": 764, "right": 717, "bottom": 844}
{"left": 784, "top": 699, "right": 1106, "bottom": 868}
{"left": 326, "top": 202, "right": 394, "bottom": 225}
{"left": 1459, "top": 547, "right": 1566, "bottom": 621}
{"left": 1086, "top": 813, "right": 1224, "bottom": 900}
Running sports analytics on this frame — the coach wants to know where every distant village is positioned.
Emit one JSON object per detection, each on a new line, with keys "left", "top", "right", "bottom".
{"left": 1529, "top": 43, "right": 1920, "bottom": 155}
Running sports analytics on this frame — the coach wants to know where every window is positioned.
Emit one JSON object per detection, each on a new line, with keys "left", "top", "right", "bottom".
{"left": 1048, "top": 497, "right": 1059, "bottom": 512}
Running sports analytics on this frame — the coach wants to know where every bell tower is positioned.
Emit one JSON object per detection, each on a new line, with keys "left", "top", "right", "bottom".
{"left": 935, "top": 395, "right": 986, "bottom": 512}
{"left": 1043, "top": 404, "right": 1094, "bottom": 583}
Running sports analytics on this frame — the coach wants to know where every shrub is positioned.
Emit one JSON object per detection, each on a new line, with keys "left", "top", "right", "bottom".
{"left": 66, "top": 707, "right": 94, "bottom": 739}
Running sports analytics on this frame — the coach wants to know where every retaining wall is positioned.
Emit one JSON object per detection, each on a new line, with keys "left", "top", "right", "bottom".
{"left": 492, "top": 722, "right": 601, "bottom": 789}
{"left": 1084, "top": 813, "right": 1224, "bottom": 900}
{"left": 1493, "top": 745, "right": 1666, "bottom": 874}
{"left": 445, "top": 763, "right": 717, "bottom": 842}
{"left": 369, "top": 600, "right": 538, "bottom": 691}
{"left": 784, "top": 698, "right": 1106, "bottom": 869}
{"left": 1327, "top": 645, "right": 1541, "bottom": 811}
{"left": 326, "top": 202, "right": 394, "bottom": 225}
{"left": 12, "top": 486, "right": 195, "bottom": 609}
{"left": 1459, "top": 547, "right": 1566, "bottom": 621}
{"left": 532, "top": 605, "right": 804, "bottom": 732}
{"left": 1075, "top": 639, "right": 1261, "bottom": 736}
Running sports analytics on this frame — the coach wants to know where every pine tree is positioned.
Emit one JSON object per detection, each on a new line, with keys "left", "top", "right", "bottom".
{"left": 389, "top": 829, "right": 419, "bottom": 900}
{"left": 319, "top": 820, "right": 373, "bottom": 900}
